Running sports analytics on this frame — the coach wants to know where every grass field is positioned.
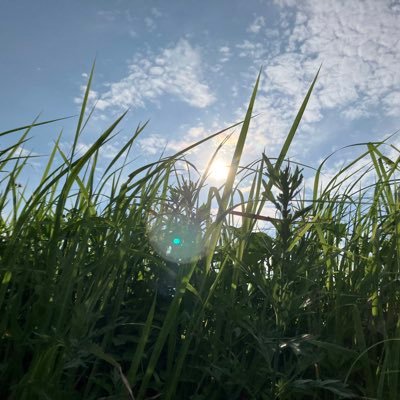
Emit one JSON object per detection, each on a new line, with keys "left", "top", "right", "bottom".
{"left": 1, "top": 67, "right": 400, "bottom": 399}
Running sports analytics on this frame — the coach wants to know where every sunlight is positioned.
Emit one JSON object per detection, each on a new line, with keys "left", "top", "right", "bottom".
{"left": 208, "top": 159, "right": 230, "bottom": 181}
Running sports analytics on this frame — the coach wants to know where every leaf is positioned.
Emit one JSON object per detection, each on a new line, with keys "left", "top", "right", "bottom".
{"left": 88, "top": 343, "right": 135, "bottom": 400}
{"left": 291, "top": 379, "right": 356, "bottom": 398}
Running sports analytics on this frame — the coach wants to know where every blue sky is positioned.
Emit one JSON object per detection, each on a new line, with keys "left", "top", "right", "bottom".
{"left": 1, "top": 0, "right": 400, "bottom": 198}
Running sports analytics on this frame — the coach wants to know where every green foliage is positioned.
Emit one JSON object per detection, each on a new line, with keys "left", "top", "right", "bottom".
{"left": 1, "top": 65, "right": 400, "bottom": 400}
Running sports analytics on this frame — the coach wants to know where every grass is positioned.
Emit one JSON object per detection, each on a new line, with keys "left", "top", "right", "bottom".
{"left": 1, "top": 65, "right": 400, "bottom": 399}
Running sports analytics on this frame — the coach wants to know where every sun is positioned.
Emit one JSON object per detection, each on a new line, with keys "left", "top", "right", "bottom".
{"left": 208, "top": 159, "right": 230, "bottom": 181}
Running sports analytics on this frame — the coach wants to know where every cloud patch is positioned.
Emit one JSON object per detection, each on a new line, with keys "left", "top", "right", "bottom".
{"left": 269, "top": 0, "right": 400, "bottom": 119}
{"left": 94, "top": 39, "right": 216, "bottom": 111}
{"left": 138, "top": 125, "right": 210, "bottom": 156}
{"left": 229, "top": 0, "right": 400, "bottom": 165}
{"left": 219, "top": 46, "right": 232, "bottom": 63}
{"left": 247, "top": 16, "right": 266, "bottom": 34}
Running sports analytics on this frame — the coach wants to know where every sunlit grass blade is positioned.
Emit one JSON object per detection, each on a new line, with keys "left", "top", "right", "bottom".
{"left": 0, "top": 115, "right": 75, "bottom": 138}
{"left": 70, "top": 60, "right": 96, "bottom": 162}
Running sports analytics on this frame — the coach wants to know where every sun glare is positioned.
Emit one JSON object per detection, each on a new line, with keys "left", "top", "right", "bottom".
{"left": 209, "top": 159, "right": 230, "bottom": 181}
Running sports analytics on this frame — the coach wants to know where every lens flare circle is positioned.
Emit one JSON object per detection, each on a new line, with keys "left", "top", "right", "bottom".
{"left": 147, "top": 213, "right": 206, "bottom": 264}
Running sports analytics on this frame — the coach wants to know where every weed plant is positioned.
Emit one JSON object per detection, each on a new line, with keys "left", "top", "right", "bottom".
{"left": 1, "top": 66, "right": 400, "bottom": 399}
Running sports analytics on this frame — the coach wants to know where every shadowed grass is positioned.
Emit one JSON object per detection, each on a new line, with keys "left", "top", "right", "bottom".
{"left": 1, "top": 65, "right": 400, "bottom": 400}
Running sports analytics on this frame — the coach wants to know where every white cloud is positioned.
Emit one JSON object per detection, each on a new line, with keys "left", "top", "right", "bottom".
{"left": 151, "top": 7, "right": 162, "bottom": 18}
{"left": 236, "top": 40, "right": 266, "bottom": 59}
{"left": 137, "top": 124, "right": 230, "bottom": 163}
{"left": 227, "top": 0, "right": 400, "bottom": 167}
{"left": 102, "top": 143, "right": 120, "bottom": 159}
{"left": 67, "top": 142, "right": 92, "bottom": 155}
{"left": 232, "top": 84, "right": 238, "bottom": 98}
{"left": 15, "top": 146, "right": 38, "bottom": 158}
{"left": 187, "top": 126, "right": 207, "bottom": 139}
{"left": 145, "top": 17, "right": 156, "bottom": 31}
{"left": 269, "top": 0, "right": 400, "bottom": 118}
{"left": 58, "top": 141, "right": 121, "bottom": 162}
{"left": 219, "top": 46, "right": 232, "bottom": 63}
{"left": 74, "top": 85, "right": 99, "bottom": 105}
{"left": 138, "top": 134, "right": 167, "bottom": 155}
{"left": 96, "top": 10, "right": 120, "bottom": 22}
{"left": 138, "top": 131, "right": 205, "bottom": 156}
{"left": 94, "top": 39, "right": 216, "bottom": 111}
{"left": 247, "top": 16, "right": 266, "bottom": 34}
{"left": 12, "top": 147, "right": 42, "bottom": 170}
{"left": 165, "top": 139, "right": 198, "bottom": 153}
{"left": 382, "top": 91, "right": 400, "bottom": 117}
{"left": 342, "top": 104, "right": 370, "bottom": 120}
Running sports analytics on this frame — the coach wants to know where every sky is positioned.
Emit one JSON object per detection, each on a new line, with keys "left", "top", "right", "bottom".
{"left": 1, "top": 0, "right": 400, "bottom": 201}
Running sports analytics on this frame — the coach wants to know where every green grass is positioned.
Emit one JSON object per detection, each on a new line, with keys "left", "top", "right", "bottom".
{"left": 1, "top": 65, "right": 400, "bottom": 399}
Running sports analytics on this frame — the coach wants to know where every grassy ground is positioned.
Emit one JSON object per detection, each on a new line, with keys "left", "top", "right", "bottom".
{"left": 1, "top": 67, "right": 400, "bottom": 399}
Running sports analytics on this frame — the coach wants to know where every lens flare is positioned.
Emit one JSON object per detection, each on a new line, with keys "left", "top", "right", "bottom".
{"left": 147, "top": 214, "right": 207, "bottom": 264}
{"left": 172, "top": 237, "right": 181, "bottom": 245}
